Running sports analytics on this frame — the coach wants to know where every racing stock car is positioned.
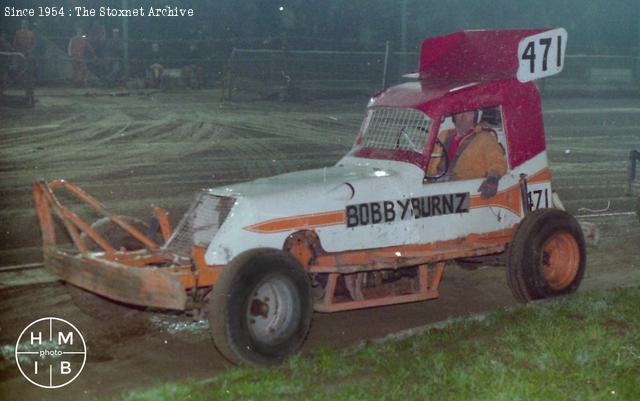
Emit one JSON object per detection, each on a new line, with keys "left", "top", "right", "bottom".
{"left": 34, "top": 28, "right": 588, "bottom": 366}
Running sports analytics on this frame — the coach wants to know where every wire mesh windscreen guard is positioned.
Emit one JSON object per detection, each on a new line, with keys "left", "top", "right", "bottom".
{"left": 162, "top": 192, "right": 235, "bottom": 257}
{"left": 359, "top": 108, "right": 432, "bottom": 153}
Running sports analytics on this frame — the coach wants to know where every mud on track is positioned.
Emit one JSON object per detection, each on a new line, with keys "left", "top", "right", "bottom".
{"left": 0, "top": 89, "right": 638, "bottom": 400}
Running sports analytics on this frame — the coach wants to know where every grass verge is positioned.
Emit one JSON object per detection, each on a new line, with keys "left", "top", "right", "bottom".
{"left": 109, "top": 286, "right": 640, "bottom": 401}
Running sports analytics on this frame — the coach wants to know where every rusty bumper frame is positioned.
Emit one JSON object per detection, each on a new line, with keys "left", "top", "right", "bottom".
{"left": 33, "top": 180, "right": 221, "bottom": 310}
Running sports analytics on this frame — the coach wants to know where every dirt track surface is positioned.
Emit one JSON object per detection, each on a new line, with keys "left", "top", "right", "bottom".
{"left": 0, "top": 88, "right": 639, "bottom": 400}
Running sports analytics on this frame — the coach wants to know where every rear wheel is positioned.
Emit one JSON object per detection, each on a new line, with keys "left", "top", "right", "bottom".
{"left": 208, "top": 248, "right": 312, "bottom": 366}
{"left": 507, "top": 208, "right": 586, "bottom": 302}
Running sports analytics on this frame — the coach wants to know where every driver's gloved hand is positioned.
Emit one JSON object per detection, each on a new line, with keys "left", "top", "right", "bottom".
{"left": 478, "top": 175, "right": 499, "bottom": 199}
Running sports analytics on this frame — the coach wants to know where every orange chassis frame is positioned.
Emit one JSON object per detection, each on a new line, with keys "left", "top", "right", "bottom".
{"left": 34, "top": 179, "right": 525, "bottom": 313}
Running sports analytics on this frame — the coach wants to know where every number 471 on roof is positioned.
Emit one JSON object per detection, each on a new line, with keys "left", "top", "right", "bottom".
{"left": 517, "top": 28, "right": 567, "bottom": 83}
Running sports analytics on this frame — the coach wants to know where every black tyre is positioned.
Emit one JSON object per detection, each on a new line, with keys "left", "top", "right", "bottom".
{"left": 507, "top": 208, "right": 586, "bottom": 302}
{"left": 208, "top": 248, "right": 313, "bottom": 366}
{"left": 81, "top": 216, "right": 151, "bottom": 252}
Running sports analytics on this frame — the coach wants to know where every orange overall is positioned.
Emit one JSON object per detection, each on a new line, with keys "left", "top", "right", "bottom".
{"left": 13, "top": 28, "right": 35, "bottom": 56}
{"left": 428, "top": 125, "right": 507, "bottom": 180}
{"left": 68, "top": 36, "right": 93, "bottom": 83}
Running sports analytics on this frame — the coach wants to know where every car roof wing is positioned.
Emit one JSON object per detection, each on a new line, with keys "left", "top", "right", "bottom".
{"left": 415, "top": 28, "right": 567, "bottom": 83}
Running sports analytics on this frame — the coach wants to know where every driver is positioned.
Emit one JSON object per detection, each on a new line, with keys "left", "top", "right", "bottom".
{"left": 429, "top": 110, "right": 507, "bottom": 199}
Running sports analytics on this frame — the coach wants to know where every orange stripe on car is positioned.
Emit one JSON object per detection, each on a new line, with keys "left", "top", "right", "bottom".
{"left": 470, "top": 184, "right": 522, "bottom": 216}
{"left": 246, "top": 168, "right": 551, "bottom": 233}
{"left": 527, "top": 167, "right": 551, "bottom": 184}
{"left": 245, "top": 210, "right": 346, "bottom": 233}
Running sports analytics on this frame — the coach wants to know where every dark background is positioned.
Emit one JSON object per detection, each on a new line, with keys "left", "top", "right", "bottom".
{"left": 1, "top": 0, "right": 639, "bottom": 52}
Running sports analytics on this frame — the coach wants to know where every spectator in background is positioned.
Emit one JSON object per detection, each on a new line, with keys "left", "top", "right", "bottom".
{"left": 146, "top": 42, "right": 163, "bottom": 88}
{"left": 148, "top": 63, "right": 163, "bottom": 88}
{"left": 13, "top": 20, "right": 35, "bottom": 57}
{"left": 182, "top": 43, "right": 205, "bottom": 89}
{"left": 104, "top": 28, "right": 124, "bottom": 85}
{"left": 13, "top": 20, "right": 35, "bottom": 86}
{"left": 68, "top": 28, "right": 94, "bottom": 86}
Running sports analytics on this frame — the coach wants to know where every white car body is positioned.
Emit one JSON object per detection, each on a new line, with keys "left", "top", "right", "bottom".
{"left": 174, "top": 148, "right": 551, "bottom": 266}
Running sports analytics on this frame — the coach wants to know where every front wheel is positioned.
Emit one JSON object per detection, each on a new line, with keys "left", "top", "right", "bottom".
{"left": 208, "top": 248, "right": 312, "bottom": 366}
{"left": 507, "top": 208, "right": 586, "bottom": 302}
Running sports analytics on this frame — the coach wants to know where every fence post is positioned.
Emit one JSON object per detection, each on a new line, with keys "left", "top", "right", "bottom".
{"left": 226, "top": 48, "right": 235, "bottom": 101}
{"left": 381, "top": 41, "right": 390, "bottom": 90}
{"left": 122, "top": 0, "right": 129, "bottom": 79}
{"left": 629, "top": 149, "right": 640, "bottom": 195}
{"left": 399, "top": 0, "right": 408, "bottom": 75}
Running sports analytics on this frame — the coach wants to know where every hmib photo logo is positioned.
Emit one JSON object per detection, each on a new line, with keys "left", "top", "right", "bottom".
{"left": 15, "top": 317, "right": 87, "bottom": 388}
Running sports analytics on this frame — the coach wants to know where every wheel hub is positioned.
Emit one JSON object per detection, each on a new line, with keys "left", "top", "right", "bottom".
{"left": 245, "top": 274, "right": 296, "bottom": 344}
{"left": 542, "top": 231, "right": 580, "bottom": 290}
{"left": 249, "top": 298, "right": 269, "bottom": 318}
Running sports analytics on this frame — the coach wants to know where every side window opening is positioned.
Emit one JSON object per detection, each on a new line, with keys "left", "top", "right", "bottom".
{"left": 479, "top": 107, "right": 509, "bottom": 168}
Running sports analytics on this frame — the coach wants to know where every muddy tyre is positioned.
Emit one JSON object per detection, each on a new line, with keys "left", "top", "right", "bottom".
{"left": 208, "top": 248, "right": 312, "bottom": 366}
{"left": 507, "top": 208, "right": 586, "bottom": 303}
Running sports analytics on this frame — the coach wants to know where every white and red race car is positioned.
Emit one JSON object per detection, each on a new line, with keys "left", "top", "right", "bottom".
{"left": 35, "top": 28, "right": 586, "bottom": 366}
